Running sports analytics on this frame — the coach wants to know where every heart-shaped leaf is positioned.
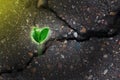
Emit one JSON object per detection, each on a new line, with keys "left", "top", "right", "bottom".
{"left": 31, "top": 27, "right": 50, "bottom": 44}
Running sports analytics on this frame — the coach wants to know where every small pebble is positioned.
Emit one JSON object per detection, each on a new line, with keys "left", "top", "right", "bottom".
{"left": 28, "top": 52, "right": 33, "bottom": 57}
{"left": 88, "top": 75, "right": 93, "bottom": 80}
{"left": 103, "top": 54, "right": 108, "bottom": 58}
{"left": 0, "top": 39, "right": 6, "bottom": 44}
{"left": 64, "top": 40, "right": 67, "bottom": 44}
{"left": 73, "top": 32, "right": 78, "bottom": 38}
{"left": 73, "top": 21, "right": 76, "bottom": 24}
{"left": 103, "top": 69, "right": 108, "bottom": 75}
{"left": 80, "top": 27, "right": 86, "bottom": 33}
{"left": 110, "top": 12, "right": 117, "bottom": 16}
{"left": 72, "top": 5, "right": 75, "bottom": 9}
{"left": 96, "top": 16, "right": 99, "bottom": 19}
{"left": 63, "top": 34, "right": 67, "bottom": 37}
{"left": 61, "top": 54, "right": 65, "bottom": 59}
{"left": 110, "top": 63, "right": 113, "bottom": 67}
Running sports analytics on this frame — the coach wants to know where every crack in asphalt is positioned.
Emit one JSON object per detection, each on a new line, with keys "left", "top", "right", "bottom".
{"left": 0, "top": 52, "right": 38, "bottom": 75}
{"left": 42, "top": 6, "right": 120, "bottom": 42}
{"left": 1, "top": 1, "right": 120, "bottom": 76}
{"left": 42, "top": 7, "right": 78, "bottom": 32}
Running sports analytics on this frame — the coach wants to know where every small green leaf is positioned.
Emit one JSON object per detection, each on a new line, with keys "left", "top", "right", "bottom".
{"left": 32, "top": 27, "right": 41, "bottom": 43}
{"left": 39, "top": 27, "right": 50, "bottom": 44}
{"left": 31, "top": 27, "right": 50, "bottom": 44}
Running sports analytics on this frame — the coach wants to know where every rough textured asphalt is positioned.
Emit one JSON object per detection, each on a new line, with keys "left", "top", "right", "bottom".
{"left": 0, "top": 0, "right": 120, "bottom": 80}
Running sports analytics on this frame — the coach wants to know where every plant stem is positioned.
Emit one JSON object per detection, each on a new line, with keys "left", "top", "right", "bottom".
{"left": 38, "top": 44, "right": 43, "bottom": 56}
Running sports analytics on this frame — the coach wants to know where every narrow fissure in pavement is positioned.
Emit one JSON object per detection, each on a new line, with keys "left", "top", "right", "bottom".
{"left": 43, "top": 5, "right": 120, "bottom": 41}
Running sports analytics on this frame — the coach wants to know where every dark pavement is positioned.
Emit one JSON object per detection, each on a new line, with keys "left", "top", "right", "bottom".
{"left": 0, "top": 0, "right": 120, "bottom": 80}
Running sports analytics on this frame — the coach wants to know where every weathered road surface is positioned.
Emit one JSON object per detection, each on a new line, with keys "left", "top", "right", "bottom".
{"left": 0, "top": 0, "right": 120, "bottom": 80}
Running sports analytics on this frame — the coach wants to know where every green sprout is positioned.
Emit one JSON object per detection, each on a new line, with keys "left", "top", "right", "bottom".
{"left": 31, "top": 26, "right": 51, "bottom": 56}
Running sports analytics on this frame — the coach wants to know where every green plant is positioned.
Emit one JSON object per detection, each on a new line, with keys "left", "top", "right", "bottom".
{"left": 31, "top": 26, "right": 51, "bottom": 56}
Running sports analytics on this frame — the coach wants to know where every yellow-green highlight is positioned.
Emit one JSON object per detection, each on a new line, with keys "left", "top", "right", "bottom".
{"left": 0, "top": 0, "right": 37, "bottom": 42}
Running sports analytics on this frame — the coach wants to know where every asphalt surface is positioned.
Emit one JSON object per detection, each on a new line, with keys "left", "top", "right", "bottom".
{"left": 0, "top": 0, "right": 120, "bottom": 80}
